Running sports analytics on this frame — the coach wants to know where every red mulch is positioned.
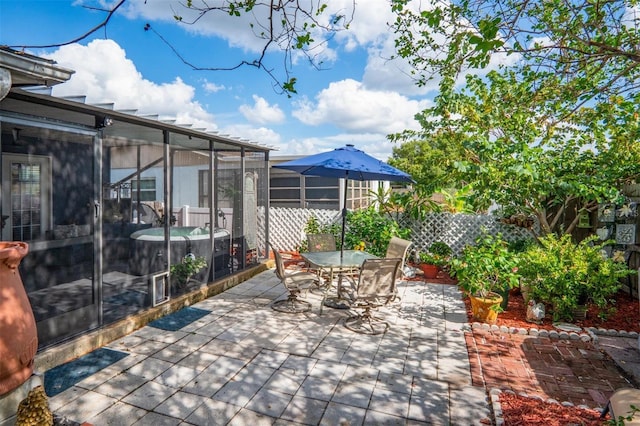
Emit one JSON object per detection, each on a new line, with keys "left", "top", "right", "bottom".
{"left": 471, "top": 286, "right": 640, "bottom": 333}
{"left": 499, "top": 392, "right": 606, "bottom": 426}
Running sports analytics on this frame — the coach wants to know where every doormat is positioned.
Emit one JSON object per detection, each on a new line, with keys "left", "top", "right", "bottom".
{"left": 148, "top": 306, "right": 211, "bottom": 331}
{"left": 44, "top": 347, "right": 129, "bottom": 397}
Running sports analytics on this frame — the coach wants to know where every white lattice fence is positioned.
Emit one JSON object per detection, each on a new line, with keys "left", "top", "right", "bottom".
{"left": 264, "top": 208, "right": 536, "bottom": 254}
{"left": 260, "top": 207, "right": 342, "bottom": 252}
{"left": 399, "top": 212, "right": 535, "bottom": 255}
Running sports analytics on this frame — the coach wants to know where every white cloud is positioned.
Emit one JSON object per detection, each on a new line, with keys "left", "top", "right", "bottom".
{"left": 203, "top": 80, "right": 225, "bottom": 93}
{"left": 292, "top": 79, "right": 431, "bottom": 135}
{"left": 276, "top": 134, "right": 399, "bottom": 161}
{"left": 239, "top": 95, "right": 285, "bottom": 125}
{"left": 46, "top": 39, "right": 219, "bottom": 131}
{"left": 221, "top": 124, "right": 282, "bottom": 147}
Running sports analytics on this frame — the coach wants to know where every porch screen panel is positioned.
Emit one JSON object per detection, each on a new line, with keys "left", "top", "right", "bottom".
{"left": 102, "top": 122, "right": 166, "bottom": 324}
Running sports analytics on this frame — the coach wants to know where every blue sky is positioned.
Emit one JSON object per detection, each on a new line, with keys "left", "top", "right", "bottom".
{"left": 0, "top": 0, "right": 438, "bottom": 160}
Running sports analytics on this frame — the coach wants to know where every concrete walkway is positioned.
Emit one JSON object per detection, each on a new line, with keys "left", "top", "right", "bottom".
{"left": 48, "top": 269, "right": 491, "bottom": 425}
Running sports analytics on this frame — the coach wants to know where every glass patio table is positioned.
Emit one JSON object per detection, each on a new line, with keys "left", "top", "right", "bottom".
{"left": 301, "top": 250, "right": 378, "bottom": 310}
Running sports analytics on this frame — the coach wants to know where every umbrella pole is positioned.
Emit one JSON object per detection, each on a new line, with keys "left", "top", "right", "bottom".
{"left": 340, "top": 175, "right": 348, "bottom": 262}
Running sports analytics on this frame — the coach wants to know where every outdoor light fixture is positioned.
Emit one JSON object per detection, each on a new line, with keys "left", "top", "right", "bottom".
{"left": 95, "top": 116, "right": 113, "bottom": 128}
{"left": 11, "top": 128, "right": 22, "bottom": 145}
{"left": 0, "top": 67, "right": 12, "bottom": 101}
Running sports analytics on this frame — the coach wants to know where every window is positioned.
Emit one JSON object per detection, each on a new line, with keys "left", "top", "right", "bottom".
{"left": 131, "top": 178, "right": 156, "bottom": 202}
{"left": 1, "top": 154, "right": 51, "bottom": 241}
{"left": 198, "top": 170, "right": 208, "bottom": 208}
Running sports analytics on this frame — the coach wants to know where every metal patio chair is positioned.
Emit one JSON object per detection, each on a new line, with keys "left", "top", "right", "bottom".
{"left": 342, "top": 258, "right": 402, "bottom": 335}
{"left": 269, "top": 242, "right": 318, "bottom": 313}
{"left": 306, "top": 233, "right": 340, "bottom": 289}
{"left": 385, "top": 236, "right": 413, "bottom": 280}
{"left": 307, "top": 233, "right": 337, "bottom": 252}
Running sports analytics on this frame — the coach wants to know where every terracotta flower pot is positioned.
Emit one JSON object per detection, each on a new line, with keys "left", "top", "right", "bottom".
{"left": 469, "top": 292, "right": 503, "bottom": 324}
{"left": 420, "top": 264, "right": 439, "bottom": 279}
{"left": 0, "top": 242, "right": 38, "bottom": 396}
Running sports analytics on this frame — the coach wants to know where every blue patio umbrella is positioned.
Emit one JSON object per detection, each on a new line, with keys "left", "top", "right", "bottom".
{"left": 273, "top": 144, "right": 414, "bottom": 259}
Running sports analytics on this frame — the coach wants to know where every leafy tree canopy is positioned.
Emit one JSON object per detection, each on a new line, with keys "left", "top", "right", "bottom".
{"left": 390, "top": 67, "right": 640, "bottom": 236}
{"left": 391, "top": 0, "right": 640, "bottom": 108}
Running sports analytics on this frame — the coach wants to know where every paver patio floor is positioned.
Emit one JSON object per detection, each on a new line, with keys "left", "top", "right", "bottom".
{"left": 48, "top": 269, "right": 491, "bottom": 425}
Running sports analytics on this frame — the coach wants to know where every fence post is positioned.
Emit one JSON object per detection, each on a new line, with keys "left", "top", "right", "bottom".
{"left": 183, "top": 205, "right": 189, "bottom": 227}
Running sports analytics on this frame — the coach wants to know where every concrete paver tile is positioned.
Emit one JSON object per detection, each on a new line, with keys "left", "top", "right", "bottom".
{"left": 228, "top": 407, "right": 277, "bottom": 425}
{"left": 75, "top": 364, "right": 124, "bottom": 390}
{"left": 48, "top": 386, "right": 86, "bottom": 412}
{"left": 450, "top": 385, "right": 492, "bottom": 425}
{"left": 369, "top": 385, "right": 410, "bottom": 418}
{"left": 155, "top": 365, "right": 200, "bottom": 388}
{"left": 126, "top": 357, "right": 174, "bottom": 380}
{"left": 252, "top": 349, "right": 290, "bottom": 369}
{"left": 92, "top": 372, "right": 148, "bottom": 399}
{"left": 213, "top": 380, "right": 261, "bottom": 407}
{"left": 173, "top": 333, "right": 213, "bottom": 350}
{"left": 132, "top": 411, "right": 181, "bottom": 426}
{"left": 153, "top": 390, "right": 209, "bottom": 420}
{"left": 280, "top": 394, "right": 328, "bottom": 425}
{"left": 176, "top": 350, "right": 219, "bottom": 372}
{"left": 264, "top": 370, "right": 305, "bottom": 394}
{"left": 331, "top": 381, "right": 375, "bottom": 409}
{"left": 150, "top": 344, "right": 193, "bottom": 364}
{"left": 280, "top": 354, "right": 318, "bottom": 377}
{"left": 245, "top": 387, "right": 293, "bottom": 418}
{"left": 364, "top": 409, "right": 406, "bottom": 425}
{"left": 185, "top": 398, "right": 243, "bottom": 425}
{"left": 319, "top": 401, "right": 366, "bottom": 426}
{"left": 121, "top": 381, "right": 177, "bottom": 411}
{"left": 375, "top": 371, "right": 414, "bottom": 395}
{"left": 128, "top": 339, "right": 170, "bottom": 357}
{"left": 298, "top": 376, "right": 339, "bottom": 402}
{"left": 309, "top": 359, "right": 349, "bottom": 380}
{"left": 54, "top": 390, "right": 117, "bottom": 423}
{"left": 149, "top": 330, "right": 189, "bottom": 345}
{"left": 87, "top": 401, "right": 147, "bottom": 426}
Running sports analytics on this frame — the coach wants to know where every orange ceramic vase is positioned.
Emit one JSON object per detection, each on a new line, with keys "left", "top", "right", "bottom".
{"left": 0, "top": 242, "right": 37, "bottom": 396}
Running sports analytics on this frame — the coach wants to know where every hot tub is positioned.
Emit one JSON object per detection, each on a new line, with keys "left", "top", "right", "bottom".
{"left": 128, "top": 226, "right": 231, "bottom": 277}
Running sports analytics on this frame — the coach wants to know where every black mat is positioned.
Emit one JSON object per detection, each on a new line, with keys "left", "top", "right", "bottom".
{"left": 44, "top": 348, "right": 129, "bottom": 397}
{"left": 148, "top": 306, "right": 211, "bottom": 331}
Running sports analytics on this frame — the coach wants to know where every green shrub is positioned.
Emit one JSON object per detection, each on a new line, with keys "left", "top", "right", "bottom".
{"left": 518, "top": 234, "right": 633, "bottom": 322}
{"left": 343, "top": 207, "right": 411, "bottom": 257}
{"left": 449, "top": 233, "right": 520, "bottom": 300}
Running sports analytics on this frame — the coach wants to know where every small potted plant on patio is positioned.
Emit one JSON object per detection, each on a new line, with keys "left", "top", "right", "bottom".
{"left": 170, "top": 254, "right": 207, "bottom": 289}
{"left": 449, "top": 233, "right": 520, "bottom": 324}
{"left": 417, "top": 241, "right": 452, "bottom": 279}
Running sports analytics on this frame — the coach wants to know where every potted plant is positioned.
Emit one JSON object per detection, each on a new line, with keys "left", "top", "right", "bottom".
{"left": 449, "top": 233, "right": 520, "bottom": 323}
{"left": 417, "top": 241, "right": 452, "bottom": 278}
{"left": 170, "top": 254, "right": 208, "bottom": 289}
{"left": 418, "top": 252, "right": 442, "bottom": 278}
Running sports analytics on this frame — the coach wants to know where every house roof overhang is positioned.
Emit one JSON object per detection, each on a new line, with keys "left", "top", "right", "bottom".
{"left": 0, "top": 47, "right": 75, "bottom": 88}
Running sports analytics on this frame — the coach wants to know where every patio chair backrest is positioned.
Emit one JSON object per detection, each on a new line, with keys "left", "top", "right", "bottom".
{"left": 354, "top": 258, "right": 402, "bottom": 301}
{"left": 385, "top": 237, "right": 413, "bottom": 279}
{"left": 307, "top": 233, "right": 337, "bottom": 252}
{"left": 268, "top": 241, "right": 286, "bottom": 280}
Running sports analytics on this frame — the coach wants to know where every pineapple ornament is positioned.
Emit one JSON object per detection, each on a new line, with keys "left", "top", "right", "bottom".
{"left": 16, "top": 385, "right": 53, "bottom": 426}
